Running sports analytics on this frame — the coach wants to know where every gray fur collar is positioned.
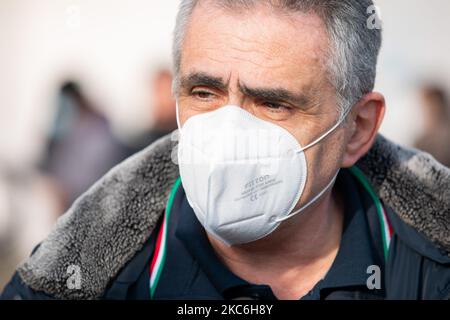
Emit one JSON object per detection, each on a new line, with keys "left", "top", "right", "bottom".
{"left": 17, "top": 133, "right": 450, "bottom": 299}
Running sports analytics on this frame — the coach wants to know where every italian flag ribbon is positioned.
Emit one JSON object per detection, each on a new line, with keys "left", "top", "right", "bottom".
{"left": 349, "top": 166, "right": 393, "bottom": 261}
{"left": 149, "top": 177, "right": 181, "bottom": 299}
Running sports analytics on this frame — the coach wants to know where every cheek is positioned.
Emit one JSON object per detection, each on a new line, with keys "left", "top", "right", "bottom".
{"left": 177, "top": 97, "right": 204, "bottom": 127}
{"left": 309, "top": 128, "right": 346, "bottom": 170}
{"left": 177, "top": 105, "right": 194, "bottom": 127}
{"left": 300, "top": 129, "right": 346, "bottom": 196}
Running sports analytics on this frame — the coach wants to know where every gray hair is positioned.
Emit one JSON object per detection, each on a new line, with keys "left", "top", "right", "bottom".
{"left": 172, "top": 0, "right": 382, "bottom": 118}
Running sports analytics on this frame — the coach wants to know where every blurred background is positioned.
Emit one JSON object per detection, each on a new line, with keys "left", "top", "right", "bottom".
{"left": 0, "top": 0, "right": 449, "bottom": 290}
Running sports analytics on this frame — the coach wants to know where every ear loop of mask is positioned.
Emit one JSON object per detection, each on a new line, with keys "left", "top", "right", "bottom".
{"left": 276, "top": 170, "right": 339, "bottom": 223}
{"left": 296, "top": 105, "right": 353, "bottom": 154}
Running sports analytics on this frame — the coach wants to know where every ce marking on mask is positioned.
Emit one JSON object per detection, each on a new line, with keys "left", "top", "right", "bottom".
{"left": 235, "top": 175, "right": 283, "bottom": 203}
{"left": 177, "top": 304, "right": 274, "bottom": 318}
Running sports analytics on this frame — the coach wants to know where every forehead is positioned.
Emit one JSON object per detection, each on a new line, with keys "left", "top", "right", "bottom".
{"left": 181, "top": 2, "right": 330, "bottom": 90}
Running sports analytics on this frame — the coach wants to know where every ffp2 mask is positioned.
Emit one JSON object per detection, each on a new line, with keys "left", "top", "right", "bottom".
{"left": 177, "top": 104, "right": 347, "bottom": 246}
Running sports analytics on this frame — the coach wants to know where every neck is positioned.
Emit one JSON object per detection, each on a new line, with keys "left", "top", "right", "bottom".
{"left": 207, "top": 186, "right": 344, "bottom": 299}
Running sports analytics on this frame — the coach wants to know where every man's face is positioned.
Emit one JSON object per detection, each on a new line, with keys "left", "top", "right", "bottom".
{"left": 177, "top": 2, "right": 349, "bottom": 208}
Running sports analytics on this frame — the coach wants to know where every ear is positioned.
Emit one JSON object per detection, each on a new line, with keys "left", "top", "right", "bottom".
{"left": 341, "top": 92, "right": 386, "bottom": 168}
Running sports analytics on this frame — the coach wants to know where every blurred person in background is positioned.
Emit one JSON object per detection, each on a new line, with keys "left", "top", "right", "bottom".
{"left": 147, "top": 68, "right": 177, "bottom": 140}
{"left": 1, "top": 72, "right": 176, "bottom": 290}
{"left": 414, "top": 85, "right": 450, "bottom": 167}
{"left": 126, "top": 68, "right": 177, "bottom": 154}
{"left": 0, "top": 80, "right": 137, "bottom": 290}
{"left": 40, "top": 81, "right": 129, "bottom": 210}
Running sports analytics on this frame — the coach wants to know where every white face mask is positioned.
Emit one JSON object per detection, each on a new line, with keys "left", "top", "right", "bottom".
{"left": 177, "top": 104, "right": 349, "bottom": 246}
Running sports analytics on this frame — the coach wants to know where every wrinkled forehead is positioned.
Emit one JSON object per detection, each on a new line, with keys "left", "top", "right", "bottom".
{"left": 180, "top": 1, "right": 331, "bottom": 92}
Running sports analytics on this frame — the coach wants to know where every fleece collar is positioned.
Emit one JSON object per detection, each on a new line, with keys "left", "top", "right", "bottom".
{"left": 17, "top": 134, "right": 450, "bottom": 299}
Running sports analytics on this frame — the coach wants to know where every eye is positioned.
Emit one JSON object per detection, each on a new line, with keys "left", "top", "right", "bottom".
{"left": 191, "top": 89, "right": 216, "bottom": 100}
{"left": 262, "top": 101, "right": 292, "bottom": 112}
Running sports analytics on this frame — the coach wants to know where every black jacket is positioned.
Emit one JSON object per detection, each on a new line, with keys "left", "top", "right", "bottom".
{"left": 1, "top": 134, "right": 449, "bottom": 299}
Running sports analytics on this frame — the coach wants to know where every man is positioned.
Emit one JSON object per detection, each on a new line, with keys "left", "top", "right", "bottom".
{"left": 414, "top": 85, "right": 450, "bottom": 167}
{"left": 126, "top": 68, "right": 178, "bottom": 154}
{"left": 2, "top": 0, "right": 449, "bottom": 300}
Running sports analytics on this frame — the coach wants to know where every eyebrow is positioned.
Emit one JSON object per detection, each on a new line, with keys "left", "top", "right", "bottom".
{"left": 180, "top": 71, "right": 311, "bottom": 107}
{"left": 179, "top": 72, "right": 228, "bottom": 92}
{"left": 239, "top": 83, "right": 311, "bottom": 107}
